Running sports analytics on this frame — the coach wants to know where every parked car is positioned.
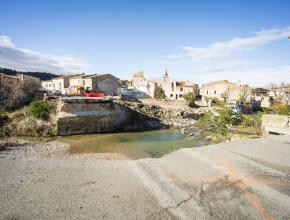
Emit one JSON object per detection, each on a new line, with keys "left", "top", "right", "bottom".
{"left": 84, "top": 91, "right": 105, "bottom": 97}
{"left": 228, "top": 104, "right": 241, "bottom": 114}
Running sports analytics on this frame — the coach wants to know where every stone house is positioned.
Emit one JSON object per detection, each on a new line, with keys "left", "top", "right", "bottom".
{"left": 0, "top": 73, "right": 20, "bottom": 97}
{"left": 131, "top": 70, "right": 198, "bottom": 100}
{"left": 18, "top": 74, "right": 41, "bottom": 89}
{"left": 251, "top": 88, "right": 271, "bottom": 108}
{"left": 68, "top": 73, "right": 123, "bottom": 96}
{"left": 0, "top": 73, "right": 41, "bottom": 107}
{"left": 269, "top": 84, "right": 290, "bottom": 104}
{"left": 156, "top": 71, "right": 198, "bottom": 100}
{"left": 200, "top": 80, "right": 252, "bottom": 104}
{"left": 0, "top": 73, "right": 41, "bottom": 97}
{"left": 131, "top": 71, "right": 155, "bottom": 98}
{"left": 90, "top": 74, "right": 123, "bottom": 96}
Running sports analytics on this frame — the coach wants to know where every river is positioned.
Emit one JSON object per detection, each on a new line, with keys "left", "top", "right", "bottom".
{"left": 59, "top": 129, "right": 208, "bottom": 159}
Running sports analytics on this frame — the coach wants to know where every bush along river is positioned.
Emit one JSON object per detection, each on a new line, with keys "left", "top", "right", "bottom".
{"left": 59, "top": 129, "right": 209, "bottom": 160}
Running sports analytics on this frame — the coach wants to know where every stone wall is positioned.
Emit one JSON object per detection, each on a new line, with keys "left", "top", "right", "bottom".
{"left": 262, "top": 114, "right": 290, "bottom": 135}
{"left": 57, "top": 98, "right": 162, "bottom": 135}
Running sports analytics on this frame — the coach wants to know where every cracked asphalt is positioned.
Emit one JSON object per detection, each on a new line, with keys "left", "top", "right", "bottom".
{"left": 1, "top": 134, "right": 290, "bottom": 220}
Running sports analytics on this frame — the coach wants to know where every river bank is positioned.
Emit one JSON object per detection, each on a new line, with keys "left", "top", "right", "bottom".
{"left": 1, "top": 98, "right": 263, "bottom": 145}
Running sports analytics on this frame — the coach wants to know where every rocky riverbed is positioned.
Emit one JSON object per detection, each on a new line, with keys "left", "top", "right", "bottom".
{"left": 117, "top": 99, "right": 209, "bottom": 137}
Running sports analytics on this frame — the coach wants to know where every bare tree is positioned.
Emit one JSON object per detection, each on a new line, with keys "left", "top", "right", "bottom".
{"left": 4, "top": 79, "right": 40, "bottom": 109}
{"left": 238, "top": 87, "right": 250, "bottom": 105}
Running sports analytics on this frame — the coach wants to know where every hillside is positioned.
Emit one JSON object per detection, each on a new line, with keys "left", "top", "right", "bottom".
{"left": 0, "top": 67, "right": 59, "bottom": 81}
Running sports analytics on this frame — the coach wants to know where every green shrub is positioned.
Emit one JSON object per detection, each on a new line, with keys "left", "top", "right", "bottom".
{"left": 183, "top": 92, "right": 196, "bottom": 106}
{"left": 154, "top": 85, "right": 166, "bottom": 99}
{"left": 197, "top": 106, "right": 235, "bottom": 129}
{"left": 212, "top": 98, "right": 224, "bottom": 107}
{"left": 241, "top": 113, "right": 262, "bottom": 128}
{"left": 196, "top": 111, "right": 214, "bottom": 127}
{"left": 214, "top": 107, "right": 235, "bottom": 128}
{"left": 263, "top": 103, "right": 290, "bottom": 116}
{"left": 272, "top": 103, "right": 290, "bottom": 116}
{"left": 29, "top": 101, "right": 49, "bottom": 120}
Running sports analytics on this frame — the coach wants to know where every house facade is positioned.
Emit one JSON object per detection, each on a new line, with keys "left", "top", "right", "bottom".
{"left": 131, "top": 71, "right": 155, "bottom": 98}
{"left": 131, "top": 70, "right": 198, "bottom": 100}
{"left": 41, "top": 74, "right": 83, "bottom": 94}
{"left": 200, "top": 80, "right": 252, "bottom": 104}
{"left": 68, "top": 73, "right": 123, "bottom": 96}
{"left": 42, "top": 73, "right": 123, "bottom": 96}
{"left": 41, "top": 76, "right": 71, "bottom": 94}
{"left": 156, "top": 71, "right": 198, "bottom": 100}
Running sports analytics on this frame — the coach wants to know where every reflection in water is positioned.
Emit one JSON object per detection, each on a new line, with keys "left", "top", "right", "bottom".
{"left": 60, "top": 129, "right": 208, "bottom": 159}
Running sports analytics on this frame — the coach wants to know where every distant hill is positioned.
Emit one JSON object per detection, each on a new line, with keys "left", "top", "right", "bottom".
{"left": 0, "top": 67, "right": 59, "bottom": 81}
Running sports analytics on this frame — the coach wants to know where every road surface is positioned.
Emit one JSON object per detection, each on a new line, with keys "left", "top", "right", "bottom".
{"left": 1, "top": 135, "right": 290, "bottom": 219}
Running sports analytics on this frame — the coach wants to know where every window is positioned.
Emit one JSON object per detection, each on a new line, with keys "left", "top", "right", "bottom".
{"left": 180, "top": 87, "right": 183, "bottom": 92}
{"left": 170, "top": 94, "right": 173, "bottom": 97}
{"left": 214, "top": 90, "right": 216, "bottom": 94}
{"left": 207, "top": 90, "right": 208, "bottom": 95}
{"left": 179, "top": 94, "right": 183, "bottom": 97}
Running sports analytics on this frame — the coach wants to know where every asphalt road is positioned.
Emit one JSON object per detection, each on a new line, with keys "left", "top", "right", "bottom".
{"left": 1, "top": 135, "right": 290, "bottom": 220}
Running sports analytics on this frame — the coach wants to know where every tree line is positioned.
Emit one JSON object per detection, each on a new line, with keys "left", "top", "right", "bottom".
{"left": 0, "top": 67, "right": 59, "bottom": 80}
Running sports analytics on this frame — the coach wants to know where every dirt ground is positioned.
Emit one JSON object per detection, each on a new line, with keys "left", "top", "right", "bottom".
{"left": 1, "top": 135, "right": 290, "bottom": 219}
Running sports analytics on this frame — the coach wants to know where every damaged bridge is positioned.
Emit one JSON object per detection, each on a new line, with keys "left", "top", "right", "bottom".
{"left": 56, "top": 97, "right": 162, "bottom": 135}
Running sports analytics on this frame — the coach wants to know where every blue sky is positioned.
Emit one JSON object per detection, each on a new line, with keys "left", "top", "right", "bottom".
{"left": 0, "top": 0, "right": 290, "bottom": 86}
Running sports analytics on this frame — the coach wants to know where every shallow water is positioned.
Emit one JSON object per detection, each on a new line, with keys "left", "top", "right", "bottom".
{"left": 60, "top": 129, "right": 208, "bottom": 159}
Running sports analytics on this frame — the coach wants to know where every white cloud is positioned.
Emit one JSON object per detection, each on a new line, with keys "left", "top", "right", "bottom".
{"left": 0, "top": 36, "right": 15, "bottom": 48}
{"left": 194, "top": 60, "right": 243, "bottom": 74}
{"left": 0, "top": 36, "right": 89, "bottom": 73}
{"left": 194, "top": 62, "right": 290, "bottom": 87}
{"left": 243, "top": 65, "right": 290, "bottom": 86}
{"left": 168, "top": 26, "right": 290, "bottom": 62}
